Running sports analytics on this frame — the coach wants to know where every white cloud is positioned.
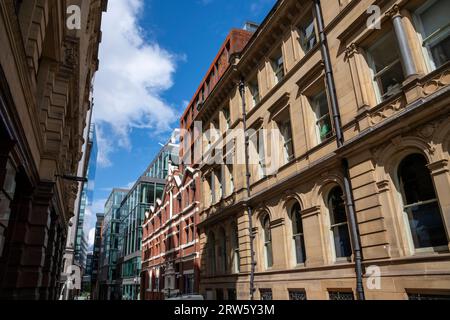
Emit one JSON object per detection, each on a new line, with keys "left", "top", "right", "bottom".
{"left": 94, "top": 0, "right": 180, "bottom": 167}
{"left": 88, "top": 228, "right": 96, "bottom": 247}
{"left": 89, "top": 198, "right": 108, "bottom": 215}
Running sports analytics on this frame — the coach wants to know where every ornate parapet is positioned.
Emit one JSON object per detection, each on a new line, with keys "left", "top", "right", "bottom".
{"left": 369, "top": 95, "right": 407, "bottom": 126}
{"left": 421, "top": 67, "right": 450, "bottom": 97}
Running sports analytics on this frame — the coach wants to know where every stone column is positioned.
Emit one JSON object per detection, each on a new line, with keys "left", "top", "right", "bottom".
{"left": 387, "top": 5, "right": 417, "bottom": 78}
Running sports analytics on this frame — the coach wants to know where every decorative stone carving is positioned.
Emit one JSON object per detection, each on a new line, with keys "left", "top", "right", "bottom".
{"left": 376, "top": 180, "right": 390, "bottom": 193}
{"left": 428, "top": 159, "right": 449, "bottom": 176}
{"left": 369, "top": 96, "right": 406, "bottom": 126}
{"left": 345, "top": 43, "right": 359, "bottom": 60}
{"left": 386, "top": 4, "right": 401, "bottom": 19}
{"left": 422, "top": 69, "right": 450, "bottom": 96}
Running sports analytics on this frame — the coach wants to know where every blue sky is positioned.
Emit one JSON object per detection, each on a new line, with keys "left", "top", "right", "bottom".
{"left": 85, "top": 0, "right": 276, "bottom": 245}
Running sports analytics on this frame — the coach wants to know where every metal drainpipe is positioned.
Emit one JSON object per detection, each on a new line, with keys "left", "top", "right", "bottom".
{"left": 313, "top": 0, "right": 365, "bottom": 300}
{"left": 239, "top": 78, "right": 256, "bottom": 300}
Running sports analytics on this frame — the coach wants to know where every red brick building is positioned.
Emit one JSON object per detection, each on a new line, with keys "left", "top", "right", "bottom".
{"left": 140, "top": 27, "right": 254, "bottom": 300}
{"left": 179, "top": 28, "right": 255, "bottom": 167}
{"left": 141, "top": 165, "right": 200, "bottom": 299}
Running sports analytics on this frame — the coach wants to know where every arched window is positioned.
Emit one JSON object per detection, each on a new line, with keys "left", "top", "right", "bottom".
{"left": 398, "top": 154, "right": 447, "bottom": 248}
{"left": 291, "top": 202, "right": 306, "bottom": 264}
{"left": 328, "top": 187, "right": 352, "bottom": 259}
{"left": 207, "top": 232, "right": 216, "bottom": 274}
{"left": 231, "top": 223, "right": 240, "bottom": 273}
{"left": 262, "top": 215, "right": 273, "bottom": 268}
{"left": 218, "top": 228, "right": 227, "bottom": 273}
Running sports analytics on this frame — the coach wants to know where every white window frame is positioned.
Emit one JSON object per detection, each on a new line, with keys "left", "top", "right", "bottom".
{"left": 394, "top": 157, "right": 449, "bottom": 254}
{"left": 327, "top": 188, "right": 352, "bottom": 262}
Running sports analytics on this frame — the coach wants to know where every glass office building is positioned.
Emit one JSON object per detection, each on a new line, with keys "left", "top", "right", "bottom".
{"left": 74, "top": 124, "right": 98, "bottom": 269}
{"left": 119, "top": 130, "right": 179, "bottom": 300}
{"left": 91, "top": 213, "right": 104, "bottom": 299}
{"left": 99, "top": 188, "right": 128, "bottom": 300}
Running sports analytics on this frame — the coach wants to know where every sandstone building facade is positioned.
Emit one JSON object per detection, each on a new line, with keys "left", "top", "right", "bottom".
{"left": 0, "top": 0, "right": 105, "bottom": 299}
{"left": 196, "top": 0, "right": 450, "bottom": 300}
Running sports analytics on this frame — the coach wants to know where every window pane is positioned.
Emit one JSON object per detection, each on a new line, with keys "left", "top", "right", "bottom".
{"left": 328, "top": 187, "right": 352, "bottom": 258}
{"left": 264, "top": 216, "right": 273, "bottom": 268}
{"left": 406, "top": 202, "right": 447, "bottom": 248}
{"left": 292, "top": 204, "right": 303, "bottom": 234}
{"left": 399, "top": 154, "right": 437, "bottom": 204}
{"left": 317, "top": 115, "right": 332, "bottom": 141}
{"left": 333, "top": 224, "right": 352, "bottom": 258}
{"left": 329, "top": 291, "right": 354, "bottom": 300}
{"left": 228, "top": 289, "right": 237, "bottom": 300}
{"left": 249, "top": 79, "right": 260, "bottom": 106}
{"left": 430, "top": 35, "right": 450, "bottom": 68}
{"left": 289, "top": 290, "right": 307, "bottom": 300}
{"left": 272, "top": 52, "right": 284, "bottom": 83}
{"left": 220, "top": 230, "right": 227, "bottom": 272}
{"left": 398, "top": 154, "right": 447, "bottom": 248}
{"left": 378, "top": 61, "right": 404, "bottom": 98}
{"left": 266, "top": 241, "right": 273, "bottom": 268}
{"left": 294, "top": 235, "right": 306, "bottom": 264}
{"left": 368, "top": 33, "right": 405, "bottom": 99}
{"left": 369, "top": 33, "right": 400, "bottom": 71}
{"left": 315, "top": 92, "right": 329, "bottom": 118}
{"left": 419, "top": 0, "right": 450, "bottom": 39}
{"left": 299, "top": 18, "right": 317, "bottom": 53}
{"left": 260, "top": 289, "right": 273, "bottom": 300}
{"left": 264, "top": 217, "right": 271, "bottom": 241}
{"left": 216, "top": 289, "right": 224, "bottom": 300}
{"left": 313, "top": 91, "right": 332, "bottom": 141}
{"left": 408, "top": 293, "right": 450, "bottom": 300}
{"left": 329, "top": 188, "right": 347, "bottom": 225}
{"left": 281, "top": 120, "right": 294, "bottom": 161}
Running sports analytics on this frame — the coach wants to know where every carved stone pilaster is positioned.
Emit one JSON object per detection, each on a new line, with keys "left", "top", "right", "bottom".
{"left": 344, "top": 43, "right": 359, "bottom": 60}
